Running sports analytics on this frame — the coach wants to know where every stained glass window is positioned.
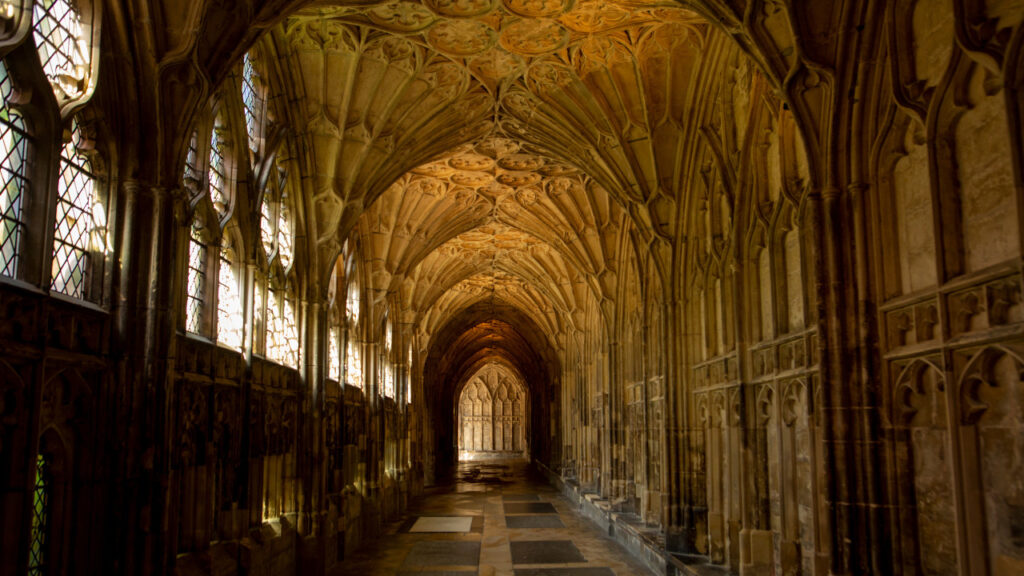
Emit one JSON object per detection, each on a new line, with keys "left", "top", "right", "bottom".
{"left": 253, "top": 274, "right": 266, "bottom": 355}
{"left": 28, "top": 453, "right": 50, "bottom": 576}
{"left": 383, "top": 321, "right": 394, "bottom": 398}
{"left": 51, "top": 119, "right": 95, "bottom": 299}
{"left": 32, "top": 0, "right": 90, "bottom": 100}
{"left": 260, "top": 198, "right": 275, "bottom": 258}
{"left": 0, "top": 61, "right": 28, "bottom": 278}
{"left": 241, "top": 53, "right": 262, "bottom": 157}
{"left": 277, "top": 202, "right": 292, "bottom": 269}
{"left": 329, "top": 321, "right": 341, "bottom": 381}
{"left": 208, "top": 119, "right": 228, "bottom": 214}
{"left": 346, "top": 334, "right": 361, "bottom": 389}
{"left": 266, "top": 284, "right": 281, "bottom": 361}
{"left": 183, "top": 131, "right": 201, "bottom": 191}
{"left": 185, "top": 215, "right": 207, "bottom": 334}
{"left": 345, "top": 278, "right": 361, "bottom": 388}
{"left": 283, "top": 292, "right": 299, "bottom": 368}
{"left": 217, "top": 239, "right": 242, "bottom": 350}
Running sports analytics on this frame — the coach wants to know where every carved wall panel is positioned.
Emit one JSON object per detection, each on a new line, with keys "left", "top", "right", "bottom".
{"left": 457, "top": 366, "right": 527, "bottom": 457}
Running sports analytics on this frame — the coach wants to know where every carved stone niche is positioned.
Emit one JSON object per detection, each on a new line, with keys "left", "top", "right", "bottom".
{"left": 886, "top": 299, "right": 941, "bottom": 348}
{"left": 949, "top": 287, "right": 986, "bottom": 336}
{"left": 751, "top": 345, "right": 775, "bottom": 379}
{"left": 778, "top": 337, "right": 806, "bottom": 372}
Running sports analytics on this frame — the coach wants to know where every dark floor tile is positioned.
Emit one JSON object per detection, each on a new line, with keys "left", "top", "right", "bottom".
{"left": 503, "top": 493, "right": 540, "bottom": 501}
{"left": 403, "top": 541, "right": 481, "bottom": 567}
{"left": 510, "top": 540, "right": 586, "bottom": 564}
{"left": 506, "top": 515, "right": 565, "bottom": 529}
{"left": 398, "top": 572, "right": 478, "bottom": 576}
{"left": 516, "top": 565, "right": 610, "bottom": 569}
{"left": 504, "top": 502, "right": 558, "bottom": 515}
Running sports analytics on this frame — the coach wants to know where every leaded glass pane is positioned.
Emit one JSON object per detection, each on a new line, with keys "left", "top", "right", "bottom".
{"left": 241, "top": 53, "right": 262, "bottom": 156}
{"left": 253, "top": 275, "right": 265, "bottom": 355}
{"left": 51, "top": 121, "right": 95, "bottom": 299}
{"left": 32, "top": 0, "right": 89, "bottom": 100}
{"left": 283, "top": 295, "right": 299, "bottom": 368}
{"left": 260, "top": 199, "right": 275, "bottom": 258}
{"left": 28, "top": 454, "right": 50, "bottom": 576}
{"left": 266, "top": 286, "right": 282, "bottom": 361}
{"left": 329, "top": 325, "right": 341, "bottom": 381}
{"left": 186, "top": 218, "right": 206, "bottom": 334}
{"left": 217, "top": 243, "right": 242, "bottom": 351}
{"left": 346, "top": 334, "right": 361, "bottom": 389}
{"left": 208, "top": 120, "right": 228, "bottom": 214}
{"left": 183, "top": 131, "right": 201, "bottom": 190}
{"left": 0, "top": 61, "right": 28, "bottom": 279}
{"left": 383, "top": 363, "right": 394, "bottom": 398}
{"left": 277, "top": 203, "right": 292, "bottom": 269}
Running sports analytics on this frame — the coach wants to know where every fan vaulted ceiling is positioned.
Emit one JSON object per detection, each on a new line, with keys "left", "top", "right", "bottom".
{"left": 246, "top": 0, "right": 746, "bottom": 350}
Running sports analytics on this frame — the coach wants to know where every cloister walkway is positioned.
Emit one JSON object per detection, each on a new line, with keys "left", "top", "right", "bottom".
{"left": 330, "top": 460, "right": 657, "bottom": 576}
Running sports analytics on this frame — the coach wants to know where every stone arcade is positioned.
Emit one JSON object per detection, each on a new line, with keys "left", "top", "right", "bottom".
{"left": 0, "top": 0, "right": 1023, "bottom": 575}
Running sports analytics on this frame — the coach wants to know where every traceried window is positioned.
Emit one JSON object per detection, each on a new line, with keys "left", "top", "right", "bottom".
{"left": 283, "top": 290, "right": 299, "bottom": 366}
{"left": 208, "top": 116, "right": 228, "bottom": 213}
{"left": 329, "top": 309, "right": 341, "bottom": 381}
{"left": 32, "top": 0, "right": 90, "bottom": 100}
{"left": 51, "top": 119, "right": 99, "bottom": 299}
{"left": 183, "top": 131, "right": 201, "bottom": 190}
{"left": 258, "top": 169, "right": 299, "bottom": 369}
{"left": 260, "top": 195, "right": 275, "bottom": 257}
{"left": 0, "top": 61, "right": 28, "bottom": 278}
{"left": 383, "top": 319, "right": 395, "bottom": 398}
{"left": 28, "top": 453, "right": 51, "bottom": 576}
{"left": 217, "top": 237, "right": 243, "bottom": 350}
{"left": 253, "top": 273, "right": 266, "bottom": 354}
{"left": 276, "top": 203, "right": 293, "bottom": 268}
{"left": 266, "top": 283, "right": 281, "bottom": 360}
{"left": 345, "top": 278, "right": 362, "bottom": 389}
{"left": 265, "top": 280, "right": 298, "bottom": 368}
{"left": 241, "top": 53, "right": 263, "bottom": 157}
{"left": 185, "top": 215, "right": 208, "bottom": 334}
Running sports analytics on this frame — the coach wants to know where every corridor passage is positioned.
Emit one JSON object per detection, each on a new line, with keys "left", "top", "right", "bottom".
{"left": 331, "top": 460, "right": 657, "bottom": 576}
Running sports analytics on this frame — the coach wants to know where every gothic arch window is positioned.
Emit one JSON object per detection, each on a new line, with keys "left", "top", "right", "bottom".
{"left": 182, "top": 109, "right": 243, "bottom": 347}
{"left": 28, "top": 431, "right": 69, "bottom": 576}
{"left": 185, "top": 209, "right": 210, "bottom": 335}
{"left": 329, "top": 306, "right": 341, "bottom": 381}
{"left": 0, "top": 60, "right": 28, "bottom": 279}
{"left": 27, "top": 452, "right": 51, "bottom": 576}
{"left": 382, "top": 316, "right": 394, "bottom": 398}
{"left": 264, "top": 275, "right": 298, "bottom": 368}
{"left": 216, "top": 231, "right": 243, "bottom": 351}
{"left": 345, "top": 270, "right": 362, "bottom": 390}
{"left": 241, "top": 51, "right": 264, "bottom": 159}
{"left": 258, "top": 168, "right": 298, "bottom": 368}
{"left": 31, "top": 0, "right": 99, "bottom": 106}
{"left": 208, "top": 113, "right": 230, "bottom": 214}
{"left": 51, "top": 117, "right": 103, "bottom": 300}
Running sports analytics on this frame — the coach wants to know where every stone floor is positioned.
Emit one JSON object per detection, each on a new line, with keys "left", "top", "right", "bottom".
{"left": 330, "top": 460, "right": 657, "bottom": 576}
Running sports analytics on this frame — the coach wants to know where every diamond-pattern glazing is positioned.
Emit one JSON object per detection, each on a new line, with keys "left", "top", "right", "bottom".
{"left": 51, "top": 122, "right": 95, "bottom": 299}
{"left": 0, "top": 61, "right": 28, "bottom": 279}
{"left": 32, "top": 0, "right": 89, "bottom": 99}
{"left": 28, "top": 453, "right": 50, "bottom": 576}
{"left": 217, "top": 243, "right": 242, "bottom": 350}
{"left": 242, "top": 53, "right": 262, "bottom": 156}
{"left": 186, "top": 220, "right": 206, "bottom": 334}
{"left": 208, "top": 120, "right": 228, "bottom": 213}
